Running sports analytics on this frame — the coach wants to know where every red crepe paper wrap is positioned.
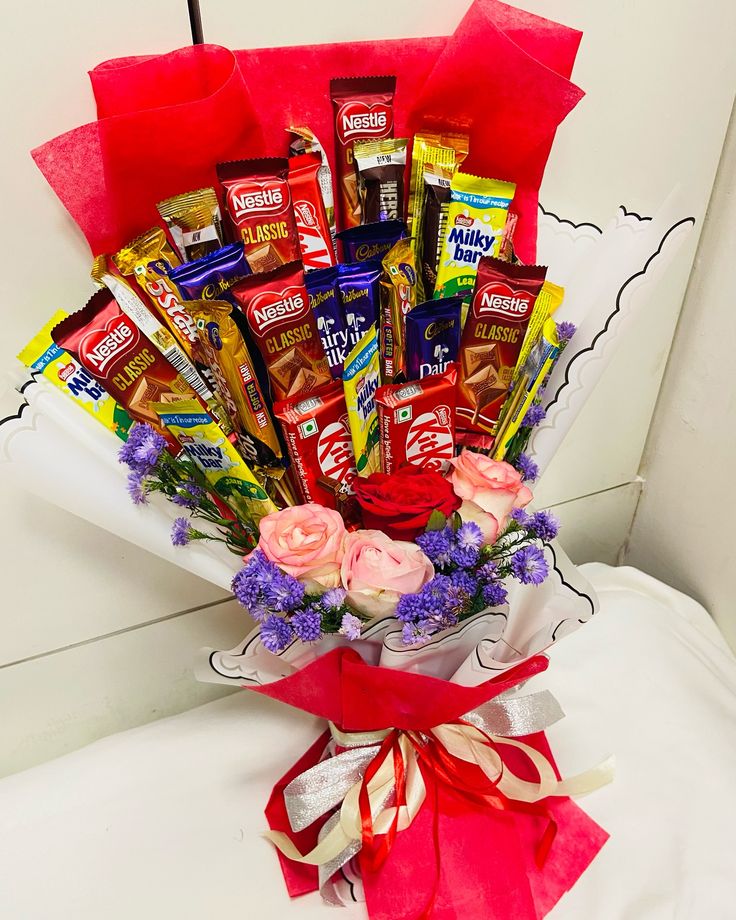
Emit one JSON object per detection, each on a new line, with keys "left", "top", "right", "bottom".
{"left": 31, "top": 0, "right": 583, "bottom": 263}
{"left": 254, "top": 648, "right": 608, "bottom": 920}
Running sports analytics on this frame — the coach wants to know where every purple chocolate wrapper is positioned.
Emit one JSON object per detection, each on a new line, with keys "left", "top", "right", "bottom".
{"left": 305, "top": 266, "right": 350, "bottom": 378}
{"left": 405, "top": 296, "right": 462, "bottom": 381}
{"left": 336, "top": 220, "right": 406, "bottom": 263}
{"left": 168, "top": 242, "right": 251, "bottom": 303}
{"left": 337, "top": 261, "right": 382, "bottom": 352}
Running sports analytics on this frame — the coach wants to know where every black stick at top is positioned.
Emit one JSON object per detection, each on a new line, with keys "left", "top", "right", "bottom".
{"left": 188, "top": 0, "right": 204, "bottom": 44}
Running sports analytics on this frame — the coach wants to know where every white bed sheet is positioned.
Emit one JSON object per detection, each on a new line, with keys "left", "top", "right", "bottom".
{"left": 1, "top": 563, "right": 735, "bottom": 920}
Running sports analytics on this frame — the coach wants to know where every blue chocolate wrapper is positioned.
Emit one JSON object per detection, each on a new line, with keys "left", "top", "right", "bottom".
{"left": 337, "top": 262, "right": 382, "bottom": 353}
{"left": 305, "top": 266, "right": 350, "bottom": 379}
{"left": 168, "top": 242, "right": 251, "bottom": 303}
{"left": 405, "top": 296, "right": 463, "bottom": 381}
{"left": 336, "top": 220, "right": 406, "bottom": 263}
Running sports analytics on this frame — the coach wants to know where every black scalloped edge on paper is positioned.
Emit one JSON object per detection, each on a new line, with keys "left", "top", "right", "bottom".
{"left": 542, "top": 214, "right": 696, "bottom": 415}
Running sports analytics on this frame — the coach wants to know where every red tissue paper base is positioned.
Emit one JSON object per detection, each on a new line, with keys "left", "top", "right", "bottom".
{"left": 255, "top": 648, "right": 608, "bottom": 920}
{"left": 31, "top": 0, "right": 583, "bottom": 264}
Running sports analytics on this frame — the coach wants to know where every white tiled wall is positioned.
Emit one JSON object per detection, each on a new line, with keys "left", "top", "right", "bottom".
{"left": 1, "top": 0, "right": 735, "bottom": 776}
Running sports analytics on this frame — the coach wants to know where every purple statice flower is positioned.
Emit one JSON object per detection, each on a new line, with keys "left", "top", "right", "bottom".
{"left": 522, "top": 403, "right": 546, "bottom": 428}
{"left": 171, "top": 517, "right": 193, "bottom": 547}
{"left": 557, "top": 321, "right": 576, "bottom": 343}
{"left": 510, "top": 507, "right": 532, "bottom": 527}
{"left": 516, "top": 452, "right": 538, "bottom": 483}
{"left": 120, "top": 423, "right": 166, "bottom": 474}
{"left": 263, "top": 573, "right": 305, "bottom": 612}
{"left": 415, "top": 528, "right": 453, "bottom": 568}
{"left": 482, "top": 581, "right": 508, "bottom": 607}
{"left": 323, "top": 587, "right": 347, "bottom": 610}
{"left": 339, "top": 612, "right": 362, "bottom": 640}
{"left": 478, "top": 560, "right": 499, "bottom": 581}
{"left": 260, "top": 615, "right": 294, "bottom": 653}
{"left": 395, "top": 592, "right": 426, "bottom": 623}
{"left": 450, "top": 544, "right": 480, "bottom": 569}
{"left": 291, "top": 607, "right": 322, "bottom": 642}
{"left": 446, "top": 570, "right": 478, "bottom": 613}
{"left": 456, "top": 522, "right": 483, "bottom": 551}
{"left": 118, "top": 423, "right": 146, "bottom": 467}
{"left": 172, "top": 481, "right": 205, "bottom": 509}
{"left": 231, "top": 567, "right": 261, "bottom": 609}
{"left": 401, "top": 620, "right": 432, "bottom": 646}
{"left": 510, "top": 545, "right": 549, "bottom": 585}
{"left": 126, "top": 470, "right": 148, "bottom": 505}
{"left": 529, "top": 510, "right": 559, "bottom": 542}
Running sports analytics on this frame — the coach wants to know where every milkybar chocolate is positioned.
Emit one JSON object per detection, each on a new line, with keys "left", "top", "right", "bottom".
{"left": 185, "top": 300, "right": 282, "bottom": 470}
{"left": 231, "top": 262, "right": 331, "bottom": 402}
{"left": 353, "top": 138, "right": 407, "bottom": 223}
{"left": 156, "top": 187, "right": 224, "bottom": 262}
{"left": 330, "top": 76, "right": 396, "bottom": 231}
{"left": 51, "top": 291, "right": 200, "bottom": 449}
{"left": 376, "top": 364, "right": 457, "bottom": 475}
{"left": 458, "top": 257, "right": 547, "bottom": 434}
{"left": 216, "top": 157, "right": 301, "bottom": 271}
{"left": 287, "top": 153, "right": 336, "bottom": 272}
{"left": 273, "top": 381, "right": 358, "bottom": 510}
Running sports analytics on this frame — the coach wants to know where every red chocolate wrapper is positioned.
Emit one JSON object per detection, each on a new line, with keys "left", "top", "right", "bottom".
{"left": 376, "top": 364, "right": 457, "bottom": 474}
{"left": 231, "top": 262, "right": 332, "bottom": 402}
{"left": 217, "top": 157, "right": 301, "bottom": 272}
{"left": 273, "top": 381, "right": 358, "bottom": 510}
{"left": 330, "top": 76, "right": 396, "bottom": 232}
{"left": 287, "top": 153, "right": 336, "bottom": 272}
{"left": 51, "top": 290, "right": 201, "bottom": 450}
{"left": 458, "top": 257, "right": 547, "bottom": 435}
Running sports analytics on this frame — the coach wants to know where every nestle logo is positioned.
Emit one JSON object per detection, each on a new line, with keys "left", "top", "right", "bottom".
{"left": 249, "top": 286, "right": 308, "bottom": 334}
{"left": 294, "top": 200, "right": 318, "bottom": 228}
{"left": 79, "top": 314, "right": 138, "bottom": 374}
{"left": 337, "top": 102, "right": 392, "bottom": 143}
{"left": 231, "top": 181, "right": 285, "bottom": 219}
{"left": 476, "top": 283, "right": 535, "bottom": 322}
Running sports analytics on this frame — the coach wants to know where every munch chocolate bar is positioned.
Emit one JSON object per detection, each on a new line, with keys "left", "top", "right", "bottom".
{"left": 156, "top": 187, "right": 224, "bottom": 262}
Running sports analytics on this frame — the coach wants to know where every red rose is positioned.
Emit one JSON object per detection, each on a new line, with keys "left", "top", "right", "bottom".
{"left": 353, "top": 466, "right": 461, "bottom": 541}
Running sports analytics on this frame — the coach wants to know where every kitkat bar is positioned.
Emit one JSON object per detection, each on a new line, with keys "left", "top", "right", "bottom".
{"left": 287, "top": 153, "right": 336, "bottom": 271}
{"left": 457, "top": 257, "right": 547, "bottom": 435}
{"left": 231, "top": 261, "right": 331, "bottom": 402}
{"left": 273, "top": 381, "right": 358, "bottom": 510}
{"left": 216, "top": 157, "right": 301, "bottom": 271}
{"left": 330, "top": 76, "right": 396, "bottom": 231}
{"left": 51, "top": 290, "right": 201, "bottom": 449}
{"left": 376, "top": 364, "right": 457, "bottom": 475}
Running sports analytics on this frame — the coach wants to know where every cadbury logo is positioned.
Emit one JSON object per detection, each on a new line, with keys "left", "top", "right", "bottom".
{"left": 250, "top": 287, "right": 307, "bottom": 333}
{"left": 476, "top": 283, "right": 534, "bottom": 322}
{"left": 337, "top": 102, "right": 392, "bottom": 143}
{"left": 80, "top": 315, "right": 138, "bottom": 374}
{"left": 231, "top": 183, "right": 285, "bottom": 219}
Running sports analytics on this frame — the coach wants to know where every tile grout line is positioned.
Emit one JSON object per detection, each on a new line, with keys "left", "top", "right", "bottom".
{"left": 0, "top": 595, "right": 235, "bottom": 670}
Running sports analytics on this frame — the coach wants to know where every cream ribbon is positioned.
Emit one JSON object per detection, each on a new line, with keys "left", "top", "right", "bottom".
{"left": 265, "top": 689, "right": 614, "bottom": 900}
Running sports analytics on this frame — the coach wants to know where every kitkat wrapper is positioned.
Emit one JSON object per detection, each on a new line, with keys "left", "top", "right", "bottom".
{"left": 31, "top": 0, "right": 584, "bottom": 263}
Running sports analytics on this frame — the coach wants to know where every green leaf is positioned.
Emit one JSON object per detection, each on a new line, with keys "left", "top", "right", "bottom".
{"left": 425, "top": 509, "right": 447, "bottom": 532}
{"left": 450, "top": 511, "right": 463, "bottom": 533}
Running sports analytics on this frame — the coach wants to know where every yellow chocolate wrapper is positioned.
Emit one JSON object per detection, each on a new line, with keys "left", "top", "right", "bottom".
{"left": 379, "top": 237, "right": 418, "bottom": 382}
{"left": 512, "top": 280, "right": 565, "bottom": 382}
{"left": 342, "top": 328, "right": 380, "bottom": 476}
{"left": 153, "top": 399, "right": 277, "bottom": 526}
{"left": 493, "top": 318, "right": 560, "bottom": 461}
{"left": 17, "top": 309, "right": 132, "bottom": 441}
{"left": 185, "top": 300, "right": 283, "bottom": 467}
{"left": 434, "top": 173, "right": 515, "bottom": 301}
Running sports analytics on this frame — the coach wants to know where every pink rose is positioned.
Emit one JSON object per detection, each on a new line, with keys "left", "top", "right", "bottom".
{"left": 448, "top": 451, "right": 533, "bottom": 529}
{"left": 340, "top": 530, "right": 434, "bottom": 617}
{"left": 257, "top": 503, "right": 346, "bottom": 587}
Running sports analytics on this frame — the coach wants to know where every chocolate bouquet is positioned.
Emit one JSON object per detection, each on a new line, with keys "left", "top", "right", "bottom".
{"left": 1, "top": 2, "right": 695, "bottom": 918}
